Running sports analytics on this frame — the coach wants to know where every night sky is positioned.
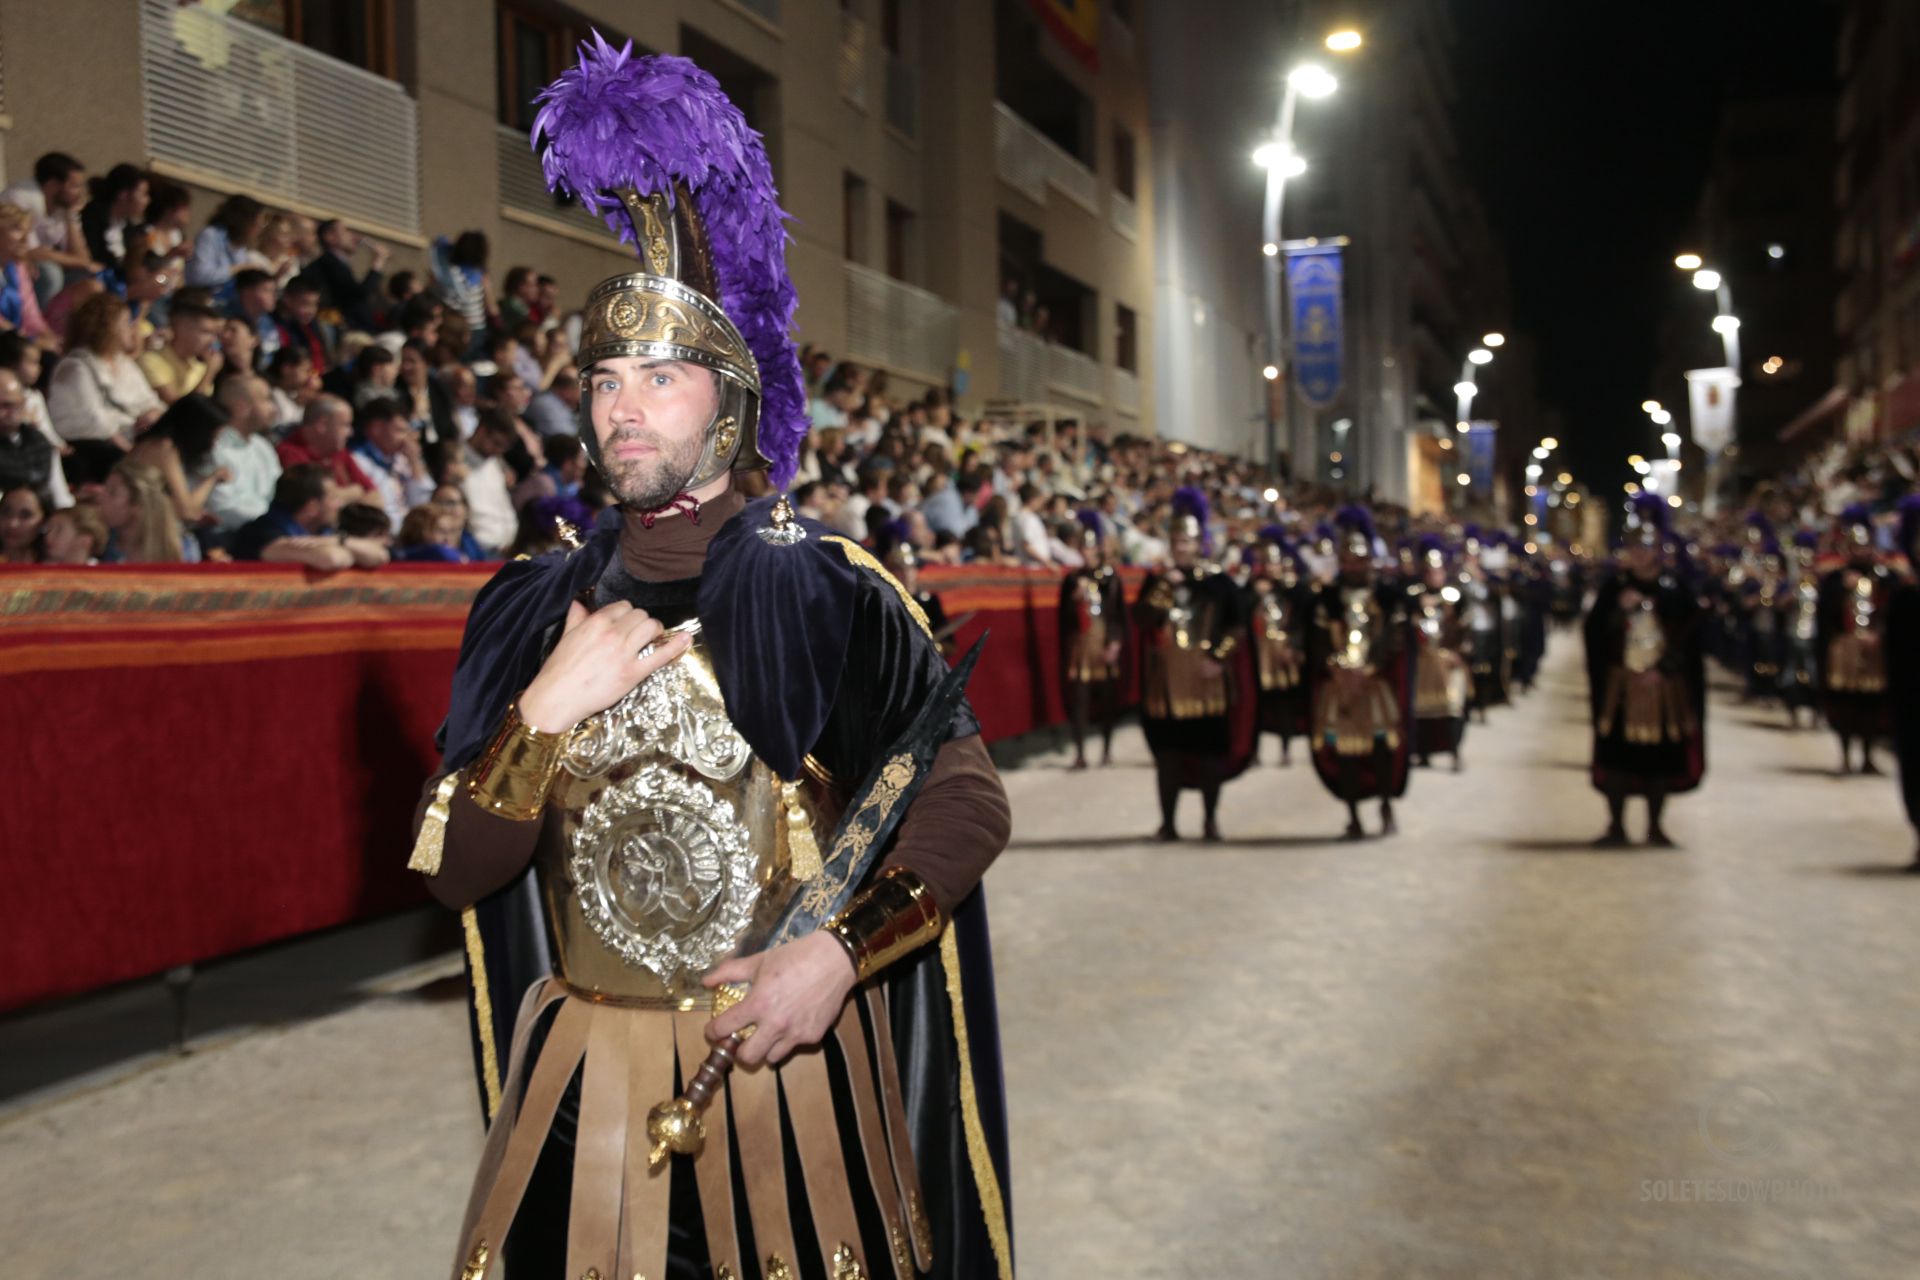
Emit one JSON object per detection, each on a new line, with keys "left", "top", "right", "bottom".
{"left": 1447, "top": 0, "right": 1838, "bottom": 495}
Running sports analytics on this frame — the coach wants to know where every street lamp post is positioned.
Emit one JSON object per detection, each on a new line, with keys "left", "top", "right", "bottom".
{"left": 1258, "top": 63, "right": 1337, "bottom": 480}
{"left": 1675, "top": 255, "right": 1740, "bottom": 513}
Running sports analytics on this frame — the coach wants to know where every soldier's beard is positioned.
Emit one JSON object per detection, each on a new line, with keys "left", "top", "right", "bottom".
{"left": 601, "top": 426, "right": 707, "bottom": 511}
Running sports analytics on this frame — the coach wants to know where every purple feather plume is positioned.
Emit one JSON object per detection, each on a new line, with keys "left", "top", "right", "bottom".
{"left": 1332, "top": 503, "right": 1378, "bottom": 547}
{"left": 532, "top": 38, "right": 807, "bottom": 487}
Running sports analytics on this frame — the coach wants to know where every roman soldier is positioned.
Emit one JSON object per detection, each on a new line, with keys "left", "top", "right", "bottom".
{"left": 1584, "top": 493, "right": 1705, "bottom": 846}
{"left": 1134, "top": 487, "right": 1256, "bottom": 841}
{"left": 1409, "top": 534, "right": 1471, "bottom": 772}
{"left": 1888, "top": 496, "right": 1920, "bottom": 870}
{"left": 1306, "top": 506, "right": 1414, "bottom": 839}
{"left": 1778, "top": 529, "right": 1824, "bottom": 727}
{"left": 1246, "top": 529, "right": 1311, "bottom": 766}
{"left": 1818, "top": 504, "right": 1894, "bottom": 774}
{"left": 1736, "top": 512, "right": 1786, "bottom": 704}
{"left": 408, "top": 43, "right": 1015, "bottom": 1280}
{"left": 1057, "top": 511, "right": 1125, "bottom": 770}
{"left": 1461, "top": 527, "right": 1510, "bottom": 717}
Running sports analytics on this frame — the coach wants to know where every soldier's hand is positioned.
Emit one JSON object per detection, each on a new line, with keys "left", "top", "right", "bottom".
{"left": 702, "top": 932, "right": 856, "bottom": 1067}
{"left": 519, "top": 599, "right": 692, "bottom": 733}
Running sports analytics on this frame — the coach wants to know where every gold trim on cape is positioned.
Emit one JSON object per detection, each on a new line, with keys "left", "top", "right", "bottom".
{"left": 463, "top": 906, "right": 504, "bottom": 1119}
{"left": 939, "top": 928, "right": 1014, "bottom": 1279}
{"left": 824, "top": 536, "right": 934, "bottom": 638}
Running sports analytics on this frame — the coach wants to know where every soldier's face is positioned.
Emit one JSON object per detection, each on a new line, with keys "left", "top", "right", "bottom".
{"left": 1170, "top": 532, "right": 1199, "bottom": 568}
{"left": 587, "top": 357, "right": 721, "bottom": 509}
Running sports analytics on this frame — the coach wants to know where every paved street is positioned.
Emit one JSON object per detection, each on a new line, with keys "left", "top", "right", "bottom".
{"left": 4, "top": 634, "right": 1919, "bottom": 1278}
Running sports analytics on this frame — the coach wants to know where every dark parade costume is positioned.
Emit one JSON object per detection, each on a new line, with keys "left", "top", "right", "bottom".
{"left": 1818, "top": 506, "right": 1895, "bottom": 774}
{"left": 408, "top": 44, "right": 1014, "bottom": 1280}
{"left": 1510, "top": 542, "right": 1550, "bottom": 694}
{"left": 1409, "top": 537, "right": 1470, "bottom": 771}
{"left": 1461, "top": 531, "right": 1511, "bottom": 717}
{"left": 1890, "top": 497, "right": 1920, "bottom": 869}
{"left": 1306, "top": 507, "right": 1414, "bottom": 839}
{"left": 1583, "top": 496, "right": 1705, "bottom": 847}
{"left": 1733, "top": 514, "right": 1787, "bottom": 703}
{"left": 1057, "top": 517, "right": 1126, "bottom": 770}
{"left": 1247, "top": 532, "right": 1312, "bottom": 765}
{"left": 1134, "top": 489, "right": 1257, "bottom": 841}
{"left": 1777, "top": 532, "right": 1824, "bottom": 726}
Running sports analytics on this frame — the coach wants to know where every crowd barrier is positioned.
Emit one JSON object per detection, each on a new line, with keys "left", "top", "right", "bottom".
{"left": 0, "top": 558, "right": 1142, "bottom": 1012}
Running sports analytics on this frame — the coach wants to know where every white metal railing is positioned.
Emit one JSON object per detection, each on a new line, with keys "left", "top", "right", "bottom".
{"left": 1110, "top": 366, "right": 1139, "bottom": 412}
{"left": 1048, "top": 343, "right": 1104, "bottom": 402}
{"left": 496, "top": 126, "right": 620, "bottom": 242}
{"left": 997, "top": 321, "right": 1048, "bottom": 402}
{"left": 139, "top": 0, "right": 419, "bottom": 235}
{"left": 885, "top": 53, "right": 917, "bottom": 138}
{"left": 1109, "top": 190, "right": 1137, "bottom": 242}
{"left": 994, "top": 102, "right": 1099, "bottom": 213}
{"left": 839, "top": 13, "right": 869, "bottom": 109}
{"left": 993, "top": 102, "right": 1048, "bottom": 203}
{"left": 844, "top": 261, "right": 957, "bottom": 380}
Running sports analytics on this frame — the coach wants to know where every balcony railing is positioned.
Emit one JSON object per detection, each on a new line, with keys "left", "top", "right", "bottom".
{"left": 496, "top": 126, "right": 621, "bottom": 243}
{"left": 839, "top": 13, "right": 869, "bottom": 109}
{"left": 993, "top": 101, "right": 1098, "bottom": 213}
{"left": 1109, "top": 191, "right": 1137, "bottom": 242}
{"left": 139, "top": 0, "right": 419, "bottom": 236}
{"left": 1048, "top": 343, "right": 1105, "bottom": 403}
{"left": 844, "top": 262, "right": 957, "bottom": 381}
{"left": 1110, "top": 367, "right": 1139, "bottom": 413}
{"left": 997, "top": 322, "right": 1049, "bottom": 402}
{"left": 884, "top": 52, "right": 917, "bottom": 138}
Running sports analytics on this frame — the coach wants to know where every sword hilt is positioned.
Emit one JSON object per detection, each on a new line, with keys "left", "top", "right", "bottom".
{"left": 645, "top": 984, "right": 749, "bottom": 1169}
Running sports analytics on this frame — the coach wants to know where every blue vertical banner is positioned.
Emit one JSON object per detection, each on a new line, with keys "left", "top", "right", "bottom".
{"left": 1286, "top": 245, "right": 1344, "bottom": 408}
{"left": 1463, "top": 421, "right": 1497, "bottom": 491}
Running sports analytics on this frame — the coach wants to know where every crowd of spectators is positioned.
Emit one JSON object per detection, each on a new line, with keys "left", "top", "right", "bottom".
{"left": 0, "top": 145, "right": 1404, "bottom": 580}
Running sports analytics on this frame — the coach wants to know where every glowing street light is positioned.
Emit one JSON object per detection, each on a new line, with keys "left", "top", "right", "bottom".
{"left": 1662, "top": 431, "right": 1682, "bottom": 449}
{"left": 1482, "top": 332, "right": 1506, "bottom": 348}
{"left": 1650, "top": 408, "right": 1672, "bottom": 425}
{"left": 1540, "top": 436, "right": 1560, "bottom": 450}
{"left": 1711, "top": 313, "right": 1741, "bottom": 335}
{"left": 1627, "top": 453, "right": 1645, "bottom": 467}
{"left": 1453, "top": 380, "right": 1478, "bottom": 398}
{"left": 1325, "top": 29, "right": 1364, "bottom": 52}
{"left": 1455, "top": 420, "right": 1470, "bottom": 433}
{"left": 1262, "top": 242, "right": 1279, "bottom": 257}
{"left": 1262, "top": 364, "right": 1280, "bottom": 381}
{"left": 1674, "top": 253, "right": 1703, "bottom": 271}
{"left": 1262, "top": 486, "right": 1280, "bottom": 503}
{"left": 1532, "top": 447, "right": 1549, "bottom": 460}
{"left": 1557, "top": 472, "right": 1573, "bottom": 485}
{"left": 1287, "top": 64, "right": 1339, "bottom": 99}
{"left": 1456, "top": 473, "right": 1472, "bottom": 486}
{"left": 1641, "top": 399, "right": 1662, "bottom": 414}
{"left": 1667, "top": 495, "right": 1684, "bottom": 508}
{"left": 1692, "top": 269, "right": 1722, "bottom": 291}
{"left": 1468, "top": 348, "right": 1493, "bottom": 366}
{"left": 1251, "top": 143, "right": 1307, "bottom": 177}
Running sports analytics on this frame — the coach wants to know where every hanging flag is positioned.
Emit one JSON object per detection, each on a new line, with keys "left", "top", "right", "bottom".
{"left": 1463, "top": 421, "right": 1497, "bottom": 492}
{"left": 1024, "top": 0, "right": 1099, "bottom": 71}
{"left": 1286, "top": 245, "right": 1344, "bottom": 408}
{"left": 1684, "top": 366, "right": 1740, "bottom": 455}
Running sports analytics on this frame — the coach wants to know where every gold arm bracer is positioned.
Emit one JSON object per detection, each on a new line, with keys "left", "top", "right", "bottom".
{"left": 463, "top": 702, "right": 570, "bottom": 820}
{"left": 826, "top": 867, "right": 945, "bottom": 982}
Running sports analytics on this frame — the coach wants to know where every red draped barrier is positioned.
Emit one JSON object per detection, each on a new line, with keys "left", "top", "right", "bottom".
{"left": 0, "top": 559, "right": 1140, "bottom": 1012}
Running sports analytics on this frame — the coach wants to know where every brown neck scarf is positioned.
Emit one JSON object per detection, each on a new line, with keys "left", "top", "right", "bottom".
{"left": 617, "top": 485, "right": 745, "bottom": 582}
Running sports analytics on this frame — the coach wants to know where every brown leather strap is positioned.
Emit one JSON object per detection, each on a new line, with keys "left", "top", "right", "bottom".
{"left": 781, "top": 1039, "right": 867, "bottom": 1279}
{"left": 866, "top": 985, "right": 933, "bottom": 1272}
{"left": 675, "top": 1012, "right": 741, "bottom": 1279}
{"left": 566, "top": 1005, "right": 629, "bottom": 1280}
{"left": 618, "top": 1009, "right": 677, "bottom": 1280}
{"left": 453, "top": 978, "right": 568, "bottom": 1268}
{"left": 834, "top": 1000, "right": 915, "bottom": 1279}
{"left": 460, "top": 995, "right": 594, "bottom": 1278}
{"left": 731, "top": 1054, "right": 799, "bottom": 1279}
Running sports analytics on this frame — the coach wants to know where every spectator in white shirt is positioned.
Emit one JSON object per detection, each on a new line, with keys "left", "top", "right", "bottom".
{"left": 46, "top": 292, "right": 162, "bottom": 486}
{"left": 265, "top": 347, "right": 314, "bottom": 429}
{"left": 460, "top": 410, "right": 520, "bottom": 555}
{"left": 1013, "top": 482, "right": 1054, "bottom": 566}
{"left": 1, "top": 152, "right": 97, "bottom": 302}
{"left": 445, "top": 364, "right": 481, "bottom": 441}
{"left": 838, "top": 467, "right": 889, "bottom": 538}
{"left": 205, "top": 373, "right": 283, "bottom": 532}
{"left": 351, "top": 396, "right": 435, "bottom": 529}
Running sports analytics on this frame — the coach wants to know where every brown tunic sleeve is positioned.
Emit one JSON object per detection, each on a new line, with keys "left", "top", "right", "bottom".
{"left": 878, "top": 733, "right": 1011, "bottom": 916}
{"left": 411, "top": 771, "right": 554, "bottom": 910}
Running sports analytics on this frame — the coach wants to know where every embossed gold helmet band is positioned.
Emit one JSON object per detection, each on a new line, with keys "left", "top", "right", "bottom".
{"left": 578, "top": 272, "right": 760, "bottom": 397}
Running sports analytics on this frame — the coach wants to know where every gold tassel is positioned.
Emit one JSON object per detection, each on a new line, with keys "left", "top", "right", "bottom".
{"left": 408, "top": 772, "right": 461, "bottom": 875}
{"left": 782, "top": 779, "right": 823, "bottom": 882}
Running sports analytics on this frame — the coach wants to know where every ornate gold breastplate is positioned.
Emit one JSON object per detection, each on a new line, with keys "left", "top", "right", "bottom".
{"left": 1333, "top": 587, "right": 1377, "bottom": 670}
{"left": 1623, "top": 602, "right": 1665, "bottom": 673}
{"left": 543, "top": 622, "right": 836, "bottom": 1007}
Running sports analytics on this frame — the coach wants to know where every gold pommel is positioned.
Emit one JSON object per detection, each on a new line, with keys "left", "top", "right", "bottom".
{"left": 826, "top": 867, "right": 944, "bottom": 982}
{"left": 464, "top": 702, "right": 570, "bottom": 821}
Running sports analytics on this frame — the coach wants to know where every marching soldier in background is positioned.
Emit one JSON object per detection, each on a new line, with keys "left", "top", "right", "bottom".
{"left": 1135, "top": 487, "right": 1255, "bottom": 841}
{"left": 1819, "top": 504, "right": 1894, "bottom": 775}
{"left": 408, "top": 44, "right": 1015, "bottom": 1280}
{"left": 1410, "top": 534, "right": 1472, "bottom": 772}
{"left": 1889, "top": 496, "right": 1920, "bottom": 871}
{"left": 1247, "top": 530, "right": 1312, "bottom": 766}
{"left": 1584, "top": 494, "right": 1705, "bottom": 847}
{"left": 1058, "top": 512, "right": 1126, "bottom": 770}
{"left": 1461, "top": 528, "right": 1511, "bottom": 719}
{"left": 1779, "top": 529, "right": 1824, "bottom": 728}
{"left": 1307, "top": 506, "right": 1414, "bottom": 839}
